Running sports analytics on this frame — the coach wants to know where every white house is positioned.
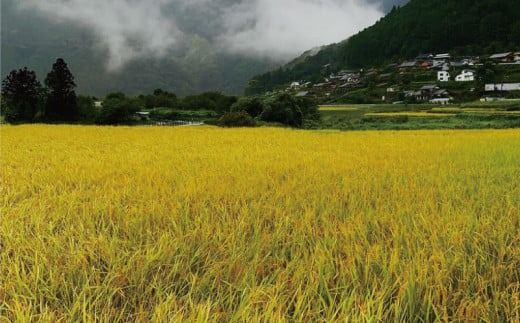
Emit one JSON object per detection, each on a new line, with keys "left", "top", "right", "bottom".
{"left": 455, "top": 70, "right": 475, "bottom": 82}
{"left": 290, "top": 82, "right": 301, "bottom": 88}
{"left": 430, "top": 98, "right": 451, "bottom": 105}
{"left": 485, "top": 83, "right": 520, "bottom": 92}
{"left": 437, "top": 71, "right": 450, "bottom": 82}
{"left": 515, "top": 52, "right": 520, "bottom": 62}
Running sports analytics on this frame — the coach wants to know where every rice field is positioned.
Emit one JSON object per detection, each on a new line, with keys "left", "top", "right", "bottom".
{"left": 319, "top": 105, "right": 362, "bottom": 111}
{"left": 1, "top": 125, "right": 520, "bottom": 322}
{"left": 364, "top": 112, "right": 455, "bottom": 118}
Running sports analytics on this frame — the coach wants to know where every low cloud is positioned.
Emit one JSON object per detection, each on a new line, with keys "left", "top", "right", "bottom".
{"left": 18, "top": 0, "right": 182, "bottom": 70}
{"left": 16, "top": 0, "right": 384, "bottom": 68}
{"left": 219, "top": 0, "right": 383, "bottom": 59}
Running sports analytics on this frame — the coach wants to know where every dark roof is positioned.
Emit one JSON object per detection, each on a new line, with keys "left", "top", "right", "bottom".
{"left": 399, "top": 61, "right": 417, "bottom": 68}
{"left": 420, "top": 85, "right": 439, "bottom": 91}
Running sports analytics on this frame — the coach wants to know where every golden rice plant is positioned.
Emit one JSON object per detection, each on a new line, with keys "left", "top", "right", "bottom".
{"left": 1, "top": 125, "right": 519, "bottom": 322}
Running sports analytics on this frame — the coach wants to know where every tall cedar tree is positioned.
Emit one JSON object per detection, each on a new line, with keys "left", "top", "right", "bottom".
{"left": 45, "top": 58, "right": 78, "bottom": 121}
{"left": 1, "top": 67, "right": 42, "bottom": 122}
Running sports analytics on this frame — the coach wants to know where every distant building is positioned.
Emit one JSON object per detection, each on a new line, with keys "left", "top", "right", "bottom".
{"left": 489, "top": 52, "right": 515, "bottom": 63}
{"left": 455, "top": 70, "right": 475, "bottom": 82}
{"left": 485, "top": 83, "right": 520, "bottom": 92}
{"left": 433, "top": 53, "right": 451, "bottom": 66}
{"left": 515, "top": 52, "right": 520, "bottom": 62}
{"left": 404, "top": 85, "right": 447, "bottom": 101}
{"left": 398, "top": 61, "right": 417, "bottom": 69}
{"left": 430, "top": 98, "right": 451, "bottom": 105}
{"left": 94, "top": 101, "right": 103, "bottom": 108}
{"left": 135, "top": 111, "right": 151, "bottom": 120}
{"left": 451, "top": 58, "right": 475, "bottom": 67}
{"left": 295, "top": 91, "right": 309, "bottom": 97}
{"left": 434, "top": 53, "right": 451, "bottom": 60}
{"left": 438, "top": 71, "right": 450, "bottom": 82}
{"left": 290, "top": 82, "right": 301, "bottom": 88}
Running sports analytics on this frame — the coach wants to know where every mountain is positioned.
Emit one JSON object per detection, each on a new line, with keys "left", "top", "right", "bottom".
{"left": 246, "top": 0, "right": 520, "bottom": 94}
{"left": 0, "top": 1, "right": 279, "bottom": 97}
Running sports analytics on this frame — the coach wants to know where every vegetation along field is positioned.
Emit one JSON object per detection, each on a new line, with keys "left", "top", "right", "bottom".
{"left": 318, "top": 101, "right": 520, "bottom": 130}
{"left": 1, "top": 125, "right": 520, "bottom": 321}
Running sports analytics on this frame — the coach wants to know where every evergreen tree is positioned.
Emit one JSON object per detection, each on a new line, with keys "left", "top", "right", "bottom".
{"left": 45, "top": 58, "right": 78, "bottom": 121}
{"left": 1, "top": 67, "right": 42, "bottom": 122}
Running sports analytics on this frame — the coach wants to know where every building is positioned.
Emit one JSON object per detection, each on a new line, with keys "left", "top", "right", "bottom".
{"left": 515, "top": 52, "right": 520, "bottom": 62}
{"left": 455, "top": 70, "right": 475, "bottom": 82}
{"left": 433, "top": 53, "right": 451, "bottom": 66}
{"left": 398, "top": 61, "right": 417, "bottom": 69}
{"left": 485, "top": 83, "right": 520, "bottom": 92}
{"left": 438, "top": 71, "right": 450, "bottom": 82}
{"left": 489, "top": 52, "right": 515, "bottom": 63}
{"left": 290, "top": 82, "right": 301, "bottom": 88}
{"left": 295, "top": 91, "right": 309, "bottom": 97}
{"left": 430, "top": 98, "right": 451, "bottom": 105}
{"left": 135, "top": 111, "right": 151, "bottom": 121}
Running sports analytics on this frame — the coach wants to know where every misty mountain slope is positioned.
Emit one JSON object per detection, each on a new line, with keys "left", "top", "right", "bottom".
{"left": 247, "top": 0, "right": 520, "bottom": 94}
{"left": 1, "top": 0, "right": 403, "bottom": 96}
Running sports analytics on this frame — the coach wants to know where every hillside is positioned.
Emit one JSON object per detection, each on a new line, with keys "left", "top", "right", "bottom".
{"left": 246, "top": 0, "right": 520, "bottom": 94}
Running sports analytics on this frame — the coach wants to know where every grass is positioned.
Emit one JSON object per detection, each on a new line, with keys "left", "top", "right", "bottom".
{"left": 1, "top": 125, "right": 520, "bottom": 322}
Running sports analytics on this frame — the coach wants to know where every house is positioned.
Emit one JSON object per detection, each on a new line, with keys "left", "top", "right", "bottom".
{"left": 404, "top": 85, "right": 442, "bottom": 101}
{"left": 430, "top": 98, "right": 451, "bottom": 105}
{"left": 455, "top": 70, "right": 475, "bottom": 82}
{"left": 438, "top": 71, "right": 450, "bottom": 82}
{"left": 295, "top": 91, "right": 309, "bottom": 97}
{"left": 433, "top": 53, "right": 451, "bottom": 65}
{"left": 515, "top": 52, "right": 520, "bottom": 62}
{"left": 485, "top": 83, "right": 520, "bottom": 92}
{"left": 290, "top": 82, "right": 301, "bottom": 88}
{"left": 434, "top": 53, "right": 451, "bottom": 60}
{"left": 420, "top": 61, "right": 433, "bottom": 69}
{"left": 398, "top": 61, "right": 417, "bottom": 69}
{"left": 135, "top": 111, "right": 151, "bottom": 120}
{"left": 489, "top": 52, "right": 515, "bottom": 63}
{"left": 94, "top": 101, "right": 103, "bottom": 108}
{"left": 379, "top": 73, "right": 392, "bottom": 80}
{"left": 414, "top": 85, "right": 450, "bottom": 101}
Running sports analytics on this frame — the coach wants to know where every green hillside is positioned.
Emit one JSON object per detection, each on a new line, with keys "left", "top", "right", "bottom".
{"left": 247, "top": 0, "right": 520, "bottom": 94}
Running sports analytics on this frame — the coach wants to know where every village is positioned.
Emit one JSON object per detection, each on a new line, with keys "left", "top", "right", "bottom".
{"left": 286, "top": 51, "right": 520, "bottom": 104}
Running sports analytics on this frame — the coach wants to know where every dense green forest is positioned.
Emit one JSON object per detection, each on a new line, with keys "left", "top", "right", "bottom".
{"left": 246, "top": 0, "right": 520, "bottom": 94}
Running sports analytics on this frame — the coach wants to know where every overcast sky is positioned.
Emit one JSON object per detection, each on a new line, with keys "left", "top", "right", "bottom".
{"left": 13, "top": 0, "right": 404, "bottom": 70}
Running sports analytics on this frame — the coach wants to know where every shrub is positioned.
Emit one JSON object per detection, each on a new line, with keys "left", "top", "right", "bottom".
{"left": 218, "top": 111, "right": 256, "bottom": 127}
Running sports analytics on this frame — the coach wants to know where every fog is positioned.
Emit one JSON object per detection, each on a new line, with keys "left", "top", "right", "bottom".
{"left": 16, "top": 0, "right": 391, "bottom": 69}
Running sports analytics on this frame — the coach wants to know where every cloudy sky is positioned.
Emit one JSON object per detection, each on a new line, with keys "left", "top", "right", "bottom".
{"left": 13, "top": 0, "right": 404, "bottom": 70}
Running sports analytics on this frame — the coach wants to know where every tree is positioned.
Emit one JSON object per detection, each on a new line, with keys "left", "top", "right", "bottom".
{"left": 230, "top": 97, "right": 265, "bottom": 118}
{"left": 96, "top": 93, "right": 141, "bottom": 125}
{"left": 476, "top": 61, "right": 499, "bottom": 90}
{"left": 76, "top": 95, "right": 98, "bottom": 122}
{"left": 1, "top": 67, "right": 43, "bottom": 122}
{"left": 45, "top": 58, "right": 78, "bottom": 121}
